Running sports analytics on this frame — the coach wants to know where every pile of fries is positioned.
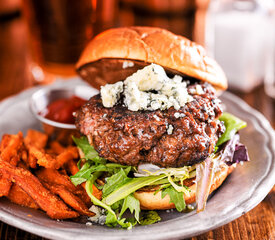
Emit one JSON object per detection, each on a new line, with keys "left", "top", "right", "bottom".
{"left": 0, "top": 130, "right": 96, "bottom": 219}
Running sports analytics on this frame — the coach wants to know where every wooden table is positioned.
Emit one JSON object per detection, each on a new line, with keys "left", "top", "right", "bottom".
{"left": 0, "top": 16, "right": 274, "bottom": 240}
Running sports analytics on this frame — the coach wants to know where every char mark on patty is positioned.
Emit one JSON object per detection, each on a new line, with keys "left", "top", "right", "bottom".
{"left": 75, "top": 82, "right": 224, "bottom": 167}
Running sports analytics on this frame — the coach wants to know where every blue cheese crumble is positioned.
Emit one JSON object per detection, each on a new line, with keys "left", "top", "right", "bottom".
{"left": 88, "top": 205, "right": 107, "bottom": 225}
{"left": 167, "top": 124, "right": 174, "bottom": 135}
{"left": 100, "top": 63, "right": 193, "bottom": 111}
{"left": 174, "top": 112, "right": 185, "bottom": 118}
{"left": 100, "top": 81, "right": 123, "bottom": 108}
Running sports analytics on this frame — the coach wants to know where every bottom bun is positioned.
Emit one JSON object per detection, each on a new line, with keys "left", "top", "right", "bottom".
{"left": 134, "top": 165, "right": 235, "bottom": 210}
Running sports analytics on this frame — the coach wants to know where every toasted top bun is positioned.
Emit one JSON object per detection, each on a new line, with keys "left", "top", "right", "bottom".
{"left": 77, "top": 26, "right": 227, "bottom": 91}
{"left": 134, "top": 165, "right": 234, "bottom": 210}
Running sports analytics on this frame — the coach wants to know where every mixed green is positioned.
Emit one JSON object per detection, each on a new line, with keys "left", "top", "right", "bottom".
{"left": 70, "top": 112, "right": 248, "bottom": 229}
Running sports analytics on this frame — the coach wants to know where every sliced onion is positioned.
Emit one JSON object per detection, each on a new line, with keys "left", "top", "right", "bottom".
{"left": 134, "top": 163, "right": 162, "bottom": 177}
{"left": 195, "top": 157, "right": 216, "bottom": 212}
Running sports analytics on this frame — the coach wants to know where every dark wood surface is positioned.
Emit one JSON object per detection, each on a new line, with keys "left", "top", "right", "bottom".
{"left": 0, "top": 16, "right": 274, "bottom": 240}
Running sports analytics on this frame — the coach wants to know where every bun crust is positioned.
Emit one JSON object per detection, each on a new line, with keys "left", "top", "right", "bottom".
{"left": 77, "top": 27, "right": 227, "bottom": 91}
{"left": 133, "top": 165, "right": 234, "bottom": 210}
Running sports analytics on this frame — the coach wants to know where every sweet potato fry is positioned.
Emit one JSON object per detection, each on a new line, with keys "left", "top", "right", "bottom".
{"left": 0, "top": 132, "right": 23, "bottom": 164}
{"left": 29, "top": 146, "right": 56, "bottom": 169}
{"left": 0, "top": 134, "right": 11, "bottom": 152}
{"left": 66, "top": 159, "right": 79, "bottom": 175}
{"left": 49, "top": 141, "right": 65, "bottom": 154}
{"left": 21, "top": 149, "right": 28, "bottom": 163}
{"left": 0, "top": 175, "right": 11, "bottom": 197}
{"left": 36, "top": 168, "right": 92, "bottom": 206}
{"left": 49, "top": 142, "right": 78, "bottom": 158}
{"left": 24, "top": 129, "right": 48, "bottom": 168}
{"left": 28, "top": 154, "right": 37, "bottom": 169}
{"left": 79, "top": 185, "right": 94, "bottom": 206}
{"left": 0, "top": 159, "right": 79, "bottom": 219}
{"left": 66, "top": 146, "right": 79, "bottom": 158}
{"left": 42, "top": 181, "right": 94, "bottom": 217}
{"left": 0, "top": 132, "right": 24, "bottom": 197}
{"left": 36, "top": 168, "right": 77, "bottom": 191}
{"left": 24, "top": 129, "right": 48, "bottom": 149}
{"left": 7, "top": 184, "right": 39, "bottom": 209}
{"left": 56, "top": 152, "right": 73, "bottom": 168}
{"left": 91, "top": 183, "right": 103, "bottom": 200}
{"left": 31, "top": 145, "right": 78, "bottom": 169}
{"left": 55, "top": 147, "right": 78, "bottom": 169}
{"left": 17, "top": 161, "right": 28, "bottom": 169}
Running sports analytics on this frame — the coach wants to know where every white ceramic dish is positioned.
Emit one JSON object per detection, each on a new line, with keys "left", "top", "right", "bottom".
{"left": 0, "top": 78, "right": 274, "bottom": 240}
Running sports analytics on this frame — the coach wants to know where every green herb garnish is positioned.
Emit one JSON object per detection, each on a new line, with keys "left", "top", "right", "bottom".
{"left": 161, "top": 186, "right": 186, "bottom": 212}
{"left": 140, "top": 211, "right": 161, "bottom": 225}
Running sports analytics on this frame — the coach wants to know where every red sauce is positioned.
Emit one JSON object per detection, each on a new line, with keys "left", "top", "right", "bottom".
{"left": 44, "top": 96, "right": 86, "bottom": 124}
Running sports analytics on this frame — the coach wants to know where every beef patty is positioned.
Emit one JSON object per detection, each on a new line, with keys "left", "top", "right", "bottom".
{"left": 75, "top": 82, "right": 224, "bottom": 167}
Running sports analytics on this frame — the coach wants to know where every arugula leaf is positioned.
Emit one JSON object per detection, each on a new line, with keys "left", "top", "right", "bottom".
{"left": 111, "top": 199, "right": 124, "bottom": 212}
{"left": 86, "top": 179, "right": 132, "bottom": 229}
{"left": 103, "top": 167, "right": 131, "bottom": 197}
{"left": 70, "top": 176, "right": 87, "bottom": 186}
{"left": 105, "top": 163, "right": 133, "bottom": 170}
{"left": 70, "top": 162, "right": 93, "bottom": 185}
{"left": 105, "top": 211, "right": 118, "bottom": 227}
{"left": 140, "top": 211, "right": 161, "bottom": 225}
{"left": 70, "top": 162, "right": 111, "bottom": 186}
{"left": 103, "top": 175, "right": 167, "bottom": 206}
{"left": 154, "top": 183, "right": 171, "bottom": 195}
{"left": 117, "top": 218, "right": 133, "bottom": 229}
{"left": 125, "top": 217, "right": 137, "bottom": 227}
{"left": 104, "top": 207, "right": 133, "bottom": 229}
{"left": 72, "top": 136, "right": 106, "bottom": 164}
{"left": 161, "top": 186, "right": 186, "bottom": 212}
{"left": 217, "top": 112, "right": 247, "bottom": 146}
{"left": 77, "top": 159, "right": 82, "bottom": 169}
{"left": 93, "top": 181, "right": 104, "bottom": 190}
{"left": 119, "top": 194, "right": 140, "bottom": 223}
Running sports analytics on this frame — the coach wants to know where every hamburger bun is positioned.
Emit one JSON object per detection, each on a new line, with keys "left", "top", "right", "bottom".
{"left": 76, "top": 26, "right": 227, "bottom": 91}
{"left": 134, "top": 165, "right": 234, "bottom": 210}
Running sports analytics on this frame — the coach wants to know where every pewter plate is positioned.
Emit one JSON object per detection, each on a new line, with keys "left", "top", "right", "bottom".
{"left": 0, "top": 79, "right": 274, "bottom": 240}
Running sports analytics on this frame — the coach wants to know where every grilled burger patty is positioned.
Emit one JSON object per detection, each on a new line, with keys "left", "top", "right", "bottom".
{"left": 75, "top": 82, "right": 224, "bottom": 167}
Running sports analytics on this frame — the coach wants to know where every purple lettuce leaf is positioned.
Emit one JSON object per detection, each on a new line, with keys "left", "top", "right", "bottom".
{"left": 232, "top": 143, "right": 249, "bottom": 164}
{"left": 217, "top": 133, "right": 249, "bottom": 165}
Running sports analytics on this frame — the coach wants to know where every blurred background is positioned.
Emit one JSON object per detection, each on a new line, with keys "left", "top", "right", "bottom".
{"left": 0, "top": 0, "right": 274, "bottom": 121}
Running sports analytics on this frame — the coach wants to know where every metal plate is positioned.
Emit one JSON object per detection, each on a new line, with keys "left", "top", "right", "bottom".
{"left": 0, "top": 78, "right": 274, "bottom": 240}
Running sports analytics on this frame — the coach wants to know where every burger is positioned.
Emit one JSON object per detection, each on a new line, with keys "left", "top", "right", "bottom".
{"left": 71, "top": 27, "right": 249, "bottom": 228}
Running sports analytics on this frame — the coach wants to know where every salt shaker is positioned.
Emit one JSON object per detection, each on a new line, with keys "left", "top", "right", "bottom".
{"left": 205, "top": 0, "right": 271, "bottom": 92}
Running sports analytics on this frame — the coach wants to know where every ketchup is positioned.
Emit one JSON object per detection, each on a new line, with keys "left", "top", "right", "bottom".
{"left": 43, "top": 96, "right": 86, "bottom": 124}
